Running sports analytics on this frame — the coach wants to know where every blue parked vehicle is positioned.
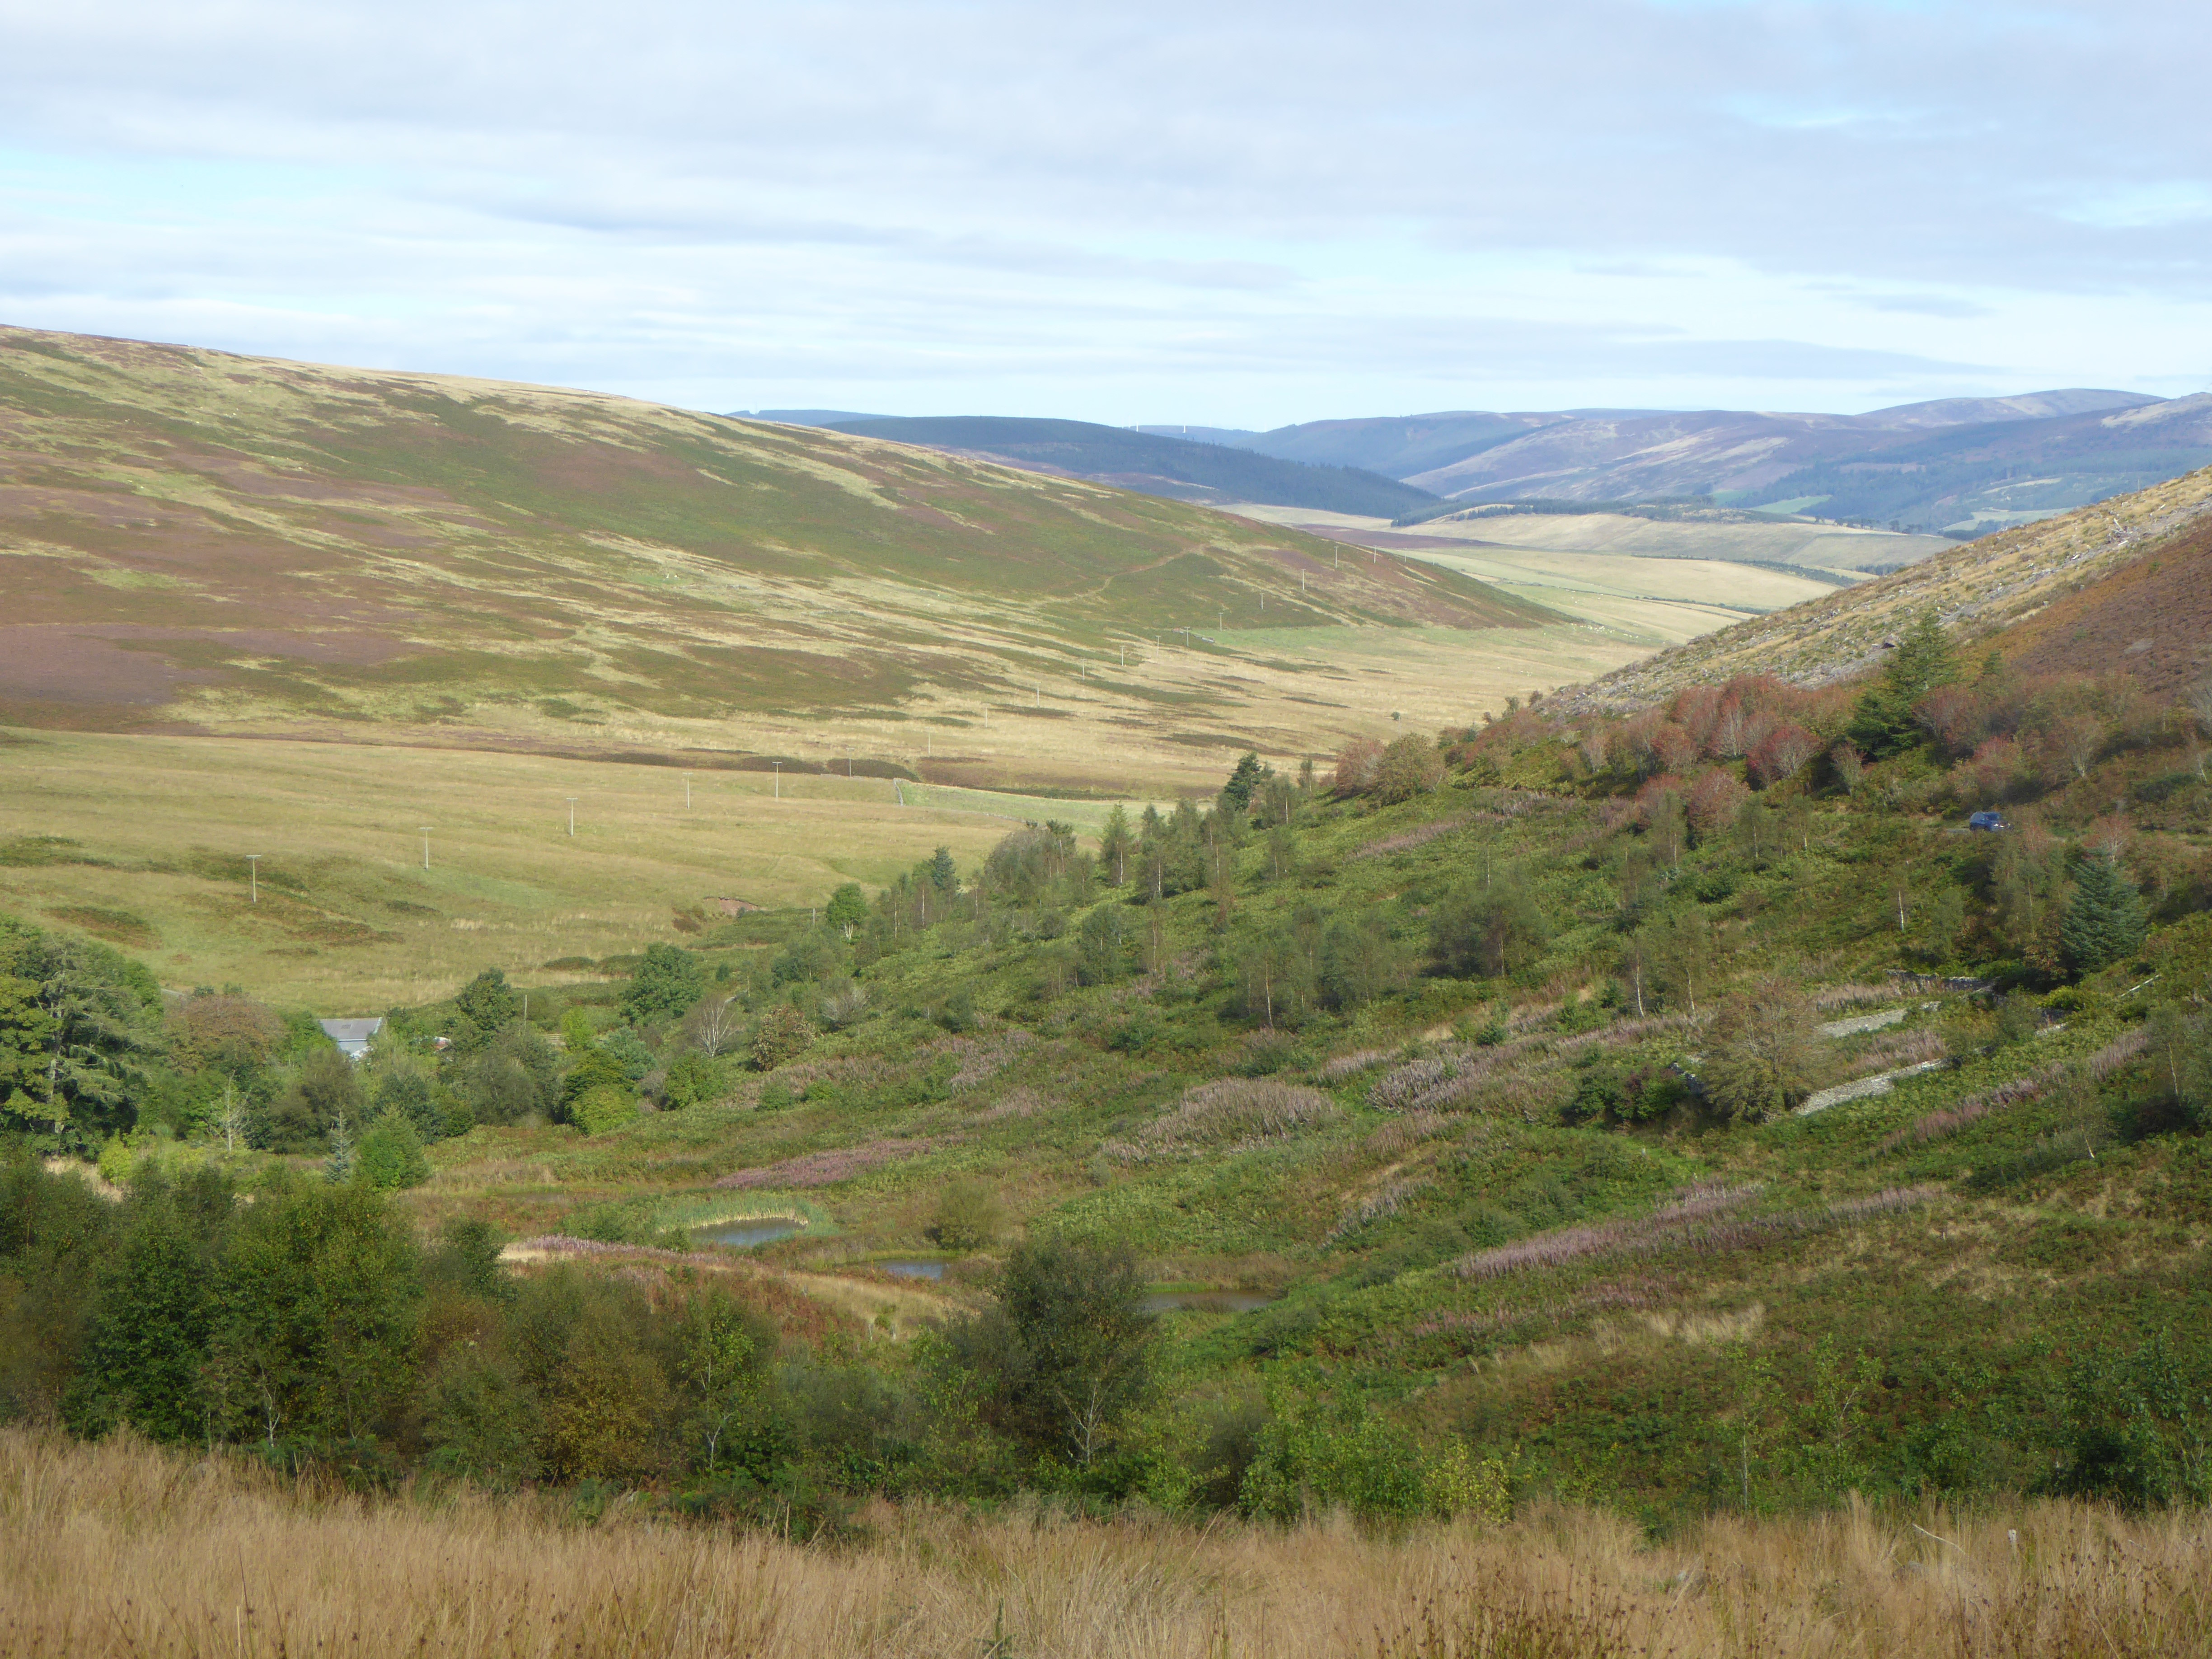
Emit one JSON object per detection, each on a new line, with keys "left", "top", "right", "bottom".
{"left": 1968, "top": 811, "right": 2009, "bottom": 832}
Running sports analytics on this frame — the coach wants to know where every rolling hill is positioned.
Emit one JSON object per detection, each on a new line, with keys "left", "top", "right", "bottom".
{"left": 809, "top": 415, "right": 1438, "bottom": 518}
{"left": 1733, "top": 396, "right": 2212, "bottom": 534}
{"left": 1157, "top": 392, "right": 2211, "bottom": 535}
{"left": 0, "top": 326, "right": 1565, "bottom": 788}
{"left": 1145, "top": 411, "right": 1570, "bottom": 483}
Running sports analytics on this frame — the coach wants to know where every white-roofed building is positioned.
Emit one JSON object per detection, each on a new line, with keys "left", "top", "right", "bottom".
{"left": 319, "top": 1017, "right": 384, "bottom": 1061}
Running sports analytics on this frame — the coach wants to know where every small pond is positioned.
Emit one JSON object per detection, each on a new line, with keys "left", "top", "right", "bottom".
{"left": 876, "top": 1259, "right": 947, "bottom": 1280}
{"left": 1140, "top": 1289, "right": 1274, "bottom": 1315}
{"left": 694, "top": 1220, "right": 805, "bottom": 1250}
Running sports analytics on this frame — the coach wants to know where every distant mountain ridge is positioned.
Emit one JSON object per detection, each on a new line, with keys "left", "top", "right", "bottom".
{"left": 1125, "top": 391, "right": 2207, "bottom": 535}
{"left": 807, "top": 415, "right": 1438, "bottom": 518}
{"left": 1853, "top": 390, "right": 2160, "bottom": 427}
{"left": 830, "top": 392, "right": 2206, "bottom": 536}
{"left": 734, "top": 408, "right": 890, "bottom": 425}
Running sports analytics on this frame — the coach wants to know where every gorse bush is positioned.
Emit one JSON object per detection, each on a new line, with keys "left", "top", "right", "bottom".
{"left": 659, "top": 1049, "right": 727, "bottom": 1109}
{"left": 570, "top": 1086, "right": 638, "bottom": 1137}
{"left": 750, "top": 1004, "right": 814, "bottom": 1070}
{"left": 624, "top": 943, "right": 704, "bottom": 1025}
{"left": 928, "top": 1181, "right": 1005, "bottom": 1252}
{"left": 353, "top": 1113, "right": 430, "bottom": 1189}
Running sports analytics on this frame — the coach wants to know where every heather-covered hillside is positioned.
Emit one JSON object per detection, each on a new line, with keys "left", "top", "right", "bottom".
{"left": 0, "top": 327, "right": 1551, "bottom": 787}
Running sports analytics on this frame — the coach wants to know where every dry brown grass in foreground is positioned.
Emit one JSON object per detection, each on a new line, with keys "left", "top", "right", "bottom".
{"left": 2, "top": 1429, "right": 2207, "bottom": 1658}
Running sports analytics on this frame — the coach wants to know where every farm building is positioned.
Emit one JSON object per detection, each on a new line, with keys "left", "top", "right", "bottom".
{"left": 319, "top": 1017, "right": 384, "bottom": 1061}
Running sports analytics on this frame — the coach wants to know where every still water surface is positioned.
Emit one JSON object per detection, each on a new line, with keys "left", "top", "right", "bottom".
{"left": 1139, "top": 1290, "right": 1273, "bottom": 1314}
{"left": 695, "top": 1220, "right": 804, "bottom": 1249}
{"left": 876, "top": 1260, "right": 947, "bottom": 1279}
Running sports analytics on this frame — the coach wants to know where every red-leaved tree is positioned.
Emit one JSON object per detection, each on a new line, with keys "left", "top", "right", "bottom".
{"left": 1687, "top": 770, "right": 1749, "bottom": 842}
{"left": 1748, "top": 722, "right": 1819, "bottom": 787}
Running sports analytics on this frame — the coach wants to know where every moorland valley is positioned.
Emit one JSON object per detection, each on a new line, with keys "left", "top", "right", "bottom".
{"left": 5, "top": 326, "right": 2212, "bottom": 1658}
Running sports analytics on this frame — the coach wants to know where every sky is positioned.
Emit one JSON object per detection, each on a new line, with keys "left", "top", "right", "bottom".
{"left": 3, "top": 0, "right": 2209, "bottom": 426}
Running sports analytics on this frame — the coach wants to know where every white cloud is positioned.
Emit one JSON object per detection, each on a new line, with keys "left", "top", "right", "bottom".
{"left": 0, "top": 0, "right": 2206, "bottom": 421}
{"left": 2056, "top": 181, "right": 2212, "bottom": 230}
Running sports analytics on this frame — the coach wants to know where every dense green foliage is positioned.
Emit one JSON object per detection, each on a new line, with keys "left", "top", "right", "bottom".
{"left": 625, "top": 944, "right": 706, "bottom": 1025}
{"left": 0, "top": 917, "right": 161, "bottom": 1149}
{"left": 1846, "top": 610, "right": 1962, "bottom": 758}
{"left": 2061, "top": 850, "right": 2149, "bottom": 975}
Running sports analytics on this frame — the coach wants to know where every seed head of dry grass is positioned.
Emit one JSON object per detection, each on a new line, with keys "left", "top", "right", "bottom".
{"left": 3, "top": 1431, "right": 2207, "bottom": 1659}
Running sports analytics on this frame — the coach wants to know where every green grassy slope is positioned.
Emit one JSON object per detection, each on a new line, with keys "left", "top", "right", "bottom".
{"left": 0, "top": 328, "right": 1548, "bottom": 755}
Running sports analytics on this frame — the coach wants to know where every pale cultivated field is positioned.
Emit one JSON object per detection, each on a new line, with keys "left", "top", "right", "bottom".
{"left": 1218, "top": 503, "right": 1955, "bottom": 651}
{"left": 1387, "top": 547, "right": 1842, "bottom": 646}
{"left": 1228, "top": 502, "right": 1950, "bottom": 573}
{"left": 1206, "top": 622, "right": 1648, "bottom": 723}
{"left": 1405, "top": 510, "right": 1953, "bottom": 572}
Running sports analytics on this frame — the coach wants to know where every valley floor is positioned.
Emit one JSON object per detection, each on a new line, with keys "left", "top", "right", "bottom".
{"left": 0, "top": 731, "right": 1027, "bottom": 1005}
{"left": 1221, "top": 504, "right": 1953, "bottom": 648}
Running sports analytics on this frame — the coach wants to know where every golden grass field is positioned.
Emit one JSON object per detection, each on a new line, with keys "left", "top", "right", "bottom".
{"left": 0, "top": 731, "right": 1045, "bottom": 1006}
{"left": 0, "top": 614, "right": 1656, "bottom": 1004}
{"left": 628, "top": 612, "right": 1656, "bottom": 797}
{"left": 1399, "top": 509, "right": 1954, "bottom": 573}
{"left": 2, "top": 1429, "right": 2205, "bottom": 1659}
